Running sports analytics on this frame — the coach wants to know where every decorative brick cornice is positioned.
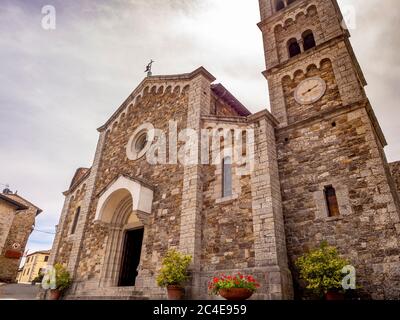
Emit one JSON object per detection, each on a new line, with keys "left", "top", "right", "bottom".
{"left": 201, "top": 114, "right": 248, "bottom": 125}
{"left": 263, "top": 34, "right": 346, "bottom": 77}
{"left": 97, "top": 67, "right": 216, "bottom": 133}
{"left": 202, "top": 108, "right": 279, "bottom": 127}
{"left": 257, "top": 0, "right": 312, "bottom": 29}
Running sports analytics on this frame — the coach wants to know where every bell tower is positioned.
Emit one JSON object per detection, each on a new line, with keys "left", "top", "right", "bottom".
{"left": 258, "top": 0, "right": 368, "bottom": 126}
{"left": 258, "top": 0, "right": 400, "bottom": 299}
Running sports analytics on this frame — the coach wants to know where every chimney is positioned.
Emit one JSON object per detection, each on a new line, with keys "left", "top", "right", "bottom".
{"left": 2, "top": 185, "right": 13, "bottom": 194}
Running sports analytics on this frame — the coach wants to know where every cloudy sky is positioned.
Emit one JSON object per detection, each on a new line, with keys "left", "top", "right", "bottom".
{"left": 0, "top": 0, "right": 399, "bottom": 256}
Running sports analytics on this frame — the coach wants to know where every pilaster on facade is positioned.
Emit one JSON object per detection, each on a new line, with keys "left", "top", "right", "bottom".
{"left": 179, "top": 73, "right": 213, "bottom": 298}
{"left": 250, "top": 114, "right": 293, "bottom": 299}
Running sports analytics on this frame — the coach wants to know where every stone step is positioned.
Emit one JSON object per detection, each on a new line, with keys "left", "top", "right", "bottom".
{"left": 67, "top": 295, "right": 149, "bottom": 300}
{"left": 101, "top": 290, "right": 144, "bottom": 296}
{"left": 66, "top": 287, "right": 149, "bottom": 300}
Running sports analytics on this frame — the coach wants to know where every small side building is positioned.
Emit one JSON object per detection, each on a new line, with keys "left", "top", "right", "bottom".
{"left": 18, "top": 250, "right": 50, "bottom": 284}
{"left": 0, "top": 188, "right": 42, "bottom": 283}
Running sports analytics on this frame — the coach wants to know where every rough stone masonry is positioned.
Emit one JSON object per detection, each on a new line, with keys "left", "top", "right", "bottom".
{"left": 47, "top": 0, "right": 400, "bottom": 300}
{"left": 0, "top": 191, "right": 42, "bottom": 283}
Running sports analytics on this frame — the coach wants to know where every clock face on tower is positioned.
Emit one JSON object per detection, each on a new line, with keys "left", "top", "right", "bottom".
{"left": 294, "top": 77, "right": 327, "bottom": 105}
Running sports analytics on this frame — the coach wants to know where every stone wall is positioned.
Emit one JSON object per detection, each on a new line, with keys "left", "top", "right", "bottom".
{"left": 211, "top": 93, "right": 241, "bottom": 117}
{"left": 201, "top": 168, "right": 254, "bottom": 271}
{"left": 201, "top": 120, "right": 255, "bottom": 272}
{"left": 197, "top": 113, "right": 293, "bottom": 300}
{"left": 277, "top": 103, "right": 400, "bottom": 299}
{"left": 258, "top": 0, "right": 400, "bottom": 299}
{"left": 390, "top": 162, "right": 400, "bottom": 195}
{"left": 3, "top": 205, "right": 37, "bottom": 255}
{"left": 266, "top": 37, "right": 366, "bottom": 128}
{"left": 0, "top": 196, "right": 38, "bottom": 282}
{"left": 55, "top": 185, "right": 86, "bottom": 265}
{"left": 0, "top": 201, "right": 16, "bottom": 254}
{"left": 0, "top": 200, "right": 18, "bottom": 282}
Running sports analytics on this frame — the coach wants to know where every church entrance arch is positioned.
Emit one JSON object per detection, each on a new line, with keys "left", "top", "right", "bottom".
{"left": 94, "top": 176, "right": 153, "bottom": 288}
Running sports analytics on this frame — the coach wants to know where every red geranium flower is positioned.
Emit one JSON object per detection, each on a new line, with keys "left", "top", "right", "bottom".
{"left": 208, "top": 273, "right": 260, "bottom": 296}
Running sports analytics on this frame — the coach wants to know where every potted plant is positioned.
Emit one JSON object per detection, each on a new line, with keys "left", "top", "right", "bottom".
{"left": 208, "top": 273, "right": 260, "bottom": 301}
{"left": 46, "top": 264, "right": 72, "bottom": 300}
{"left": 32, "top": 273, "right": 44, "bottom": 285}
{"left": 156, "top": 249, "right": 192, "bottom": 300}
{"left": 295, "top": 241, "right": 350, "bottom": 300}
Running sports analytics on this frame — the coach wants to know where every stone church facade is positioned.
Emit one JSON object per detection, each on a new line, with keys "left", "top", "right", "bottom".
{"left": 48, "top": 0, "right": 400, "bottom": 299}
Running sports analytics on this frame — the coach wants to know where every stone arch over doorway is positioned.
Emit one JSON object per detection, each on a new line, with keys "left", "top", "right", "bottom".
{"left": 94, "top": 175, "right": 153, "bottom": 289}
{"left": 95, "top": 175, "right": 153, "bottom": 223}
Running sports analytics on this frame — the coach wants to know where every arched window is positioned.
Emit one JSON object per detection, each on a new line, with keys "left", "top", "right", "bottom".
{"left": 71, "top": 207, "right": 81, "bottom": 235}
{"left": 302, "top": 30, "right": 316, "bottom": 51}
{"left": 222, "top": 157, "right": 232, "bottom": 198}
{"left": 276, "top": 0, "right": 285, "bottom": 11}
{"left": 241, "top": 130, "right": 247, "bottom": 156}
{"left": 324, "top": 186, "right": 340, "bottom": 217}
{"left": 288, "top": 38, "right": 301, "bottom": 58}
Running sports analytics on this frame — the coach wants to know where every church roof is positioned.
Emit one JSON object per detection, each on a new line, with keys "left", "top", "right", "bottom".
{"left": 69, "top": 167, "right": 91, "bottom": 190}
{"left": 211, "top": 83, "right": 251, "bottom": 116}
{"left": 63, "top": 167, "right": 91, "bottom": 195}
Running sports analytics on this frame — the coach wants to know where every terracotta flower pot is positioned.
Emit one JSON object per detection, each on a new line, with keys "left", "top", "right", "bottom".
{"left": 167, "top": 285, "right": 185, "bottom": 300}
{"left": 49, "top": 289, "right": 62, "bottom": 300}
{"left": 325, "top": 291, "right": 344, "bottom": 301}
{"left": 219, "top": 288, "right": 253, "bottom": 301}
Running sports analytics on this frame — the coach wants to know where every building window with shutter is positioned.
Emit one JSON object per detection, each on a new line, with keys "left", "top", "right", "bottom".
{"left": 324, "top": 185, "right": 340, "bottom": 217}
{"left": 71, "top": 207, "right": 81, "bottom": 235}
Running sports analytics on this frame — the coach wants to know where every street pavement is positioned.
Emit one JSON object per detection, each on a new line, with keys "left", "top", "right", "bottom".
{"left": 0, "top": 283, "right": 40, "bottom": 300}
